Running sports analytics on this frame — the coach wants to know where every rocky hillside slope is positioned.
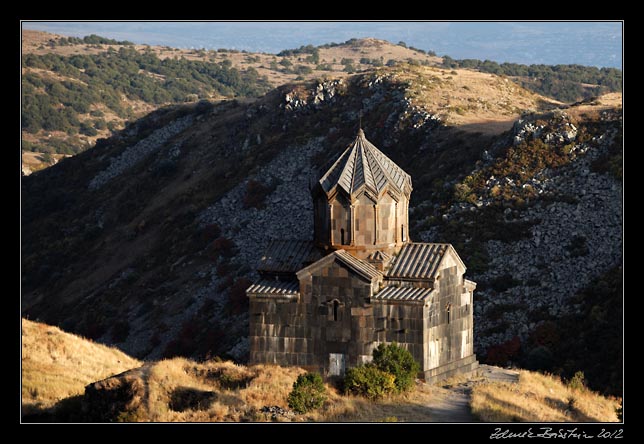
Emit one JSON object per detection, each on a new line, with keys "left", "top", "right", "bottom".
{"left": 21, "top": 65, "right": 622, "bottom": 396}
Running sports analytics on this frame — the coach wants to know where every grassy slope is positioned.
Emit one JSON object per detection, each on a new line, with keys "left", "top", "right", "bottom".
{"left": 379, "top": 65, "right": 561, "bottom": 131}
{"left": 471, "top": 370, "right": 620, "bottom": 422}
{"left": 21, "top": 319, "right": 458, "bottom": 422}
{"left": 127, "top": 358, "right": 468, "bottom": 422}
{"left": 21, "top": 318, "right": 142, "bottom": 414}
{"left": 23, "top": 319, "right": 619, "bottom": 422}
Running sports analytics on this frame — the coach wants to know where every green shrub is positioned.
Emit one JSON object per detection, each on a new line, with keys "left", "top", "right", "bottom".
{"left": 567, "top": 371, "right": 586, "bottom": 391}
{"left": 344, "top": 364, "right": 395, "bottom": 400}
{"left": 287, "top": 372, "right": 327, "bottom": 414}
{"left": 79, "top": 121, "right": 98, "bottom": 136}
{"left": 372, "top": 343, "right": 420, "bottom": 393}
{"left": 381, "top": 416, "right": 399, "bottom": 422}
{"left": 524, "top": 345, "right": 554, "bottom": 371}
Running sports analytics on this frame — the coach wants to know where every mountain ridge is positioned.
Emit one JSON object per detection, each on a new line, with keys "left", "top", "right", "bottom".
{"left": 21, "top": 30, "right": 621, "bottom": 173}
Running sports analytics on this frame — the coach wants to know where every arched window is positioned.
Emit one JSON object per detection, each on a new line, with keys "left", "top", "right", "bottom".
{"left": 341, "top": 228, "right": 345, "bottom": 245}
{"left": 401, "top": 224, "right": 406, "bottom": 242}
{"left": 446, "top": 302, "right": 452, "bottom": 324}
{"left": 333, "top": 300, "right": 340, "bottom": 322}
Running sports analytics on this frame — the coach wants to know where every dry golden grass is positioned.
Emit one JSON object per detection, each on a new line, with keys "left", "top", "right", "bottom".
{"left": 121, "top": 358, "right": 305, "bottom": 422}
{"left": 17, "top": 318, "right": 499, "bottom": 423}
{"left": 48, "top": 350, "right": 461, "bottom": 422}
{"left": 21, "top": 318, "right": 142, "bottom": 414}
{"left": 566, "top": 92, "right": 623, "bottom": 122}
{"left": 471, "top": 369, "right": 620, "bottom": 423}
{"left": 23, "top": 317, "right": 620, "bottom": 423}
{"left": 102, "top": 357, "right": 471, "bottom": 422}
{"left": 378, "top": 64, "right": 561, "bottom": 133}
{"left": 21, "top": 151, "right": 71, "bottom": 175}
{"left": 595, "top": 92, "right": 622, "bottom": 107}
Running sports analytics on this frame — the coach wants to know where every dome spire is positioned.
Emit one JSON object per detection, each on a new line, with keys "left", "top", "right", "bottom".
{"left": 318, "top": 127, "right": 412, "bottom": 199}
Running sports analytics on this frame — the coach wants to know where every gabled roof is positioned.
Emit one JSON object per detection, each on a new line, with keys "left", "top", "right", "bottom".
{"left": 334, "top": 250, "right": 383, "bottom": 281}
{"left": 386, "top": 243, "right": 465, "bottom": 280}
{"left": 257, "top": 240, "right": 322, "bottom": 274}
{"left": 246, "top": 279, "right": 300, "bottom": 299}
{"left": 318, "top": 129, "right": 412, "bottom": 199}
{"left": 372, "top": 285, "right": 435, "bottom": 302}
{"left": 296, "top": 249, "right": 383, "bottom": 282}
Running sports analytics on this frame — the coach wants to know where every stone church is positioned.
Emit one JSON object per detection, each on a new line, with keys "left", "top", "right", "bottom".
{"left": 246, "top": 129, "right": 478, "bottom": 382}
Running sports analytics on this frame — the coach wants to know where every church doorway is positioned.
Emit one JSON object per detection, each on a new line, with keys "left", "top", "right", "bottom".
{"left": 329, "top": 353, "right": 346, "bottom": 376}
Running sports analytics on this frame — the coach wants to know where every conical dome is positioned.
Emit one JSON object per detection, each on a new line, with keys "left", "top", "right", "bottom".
{"left": 318, "top": 129, "right": 412, "bottom": 199}
{"left": 312, "top": 129, "right": 413, "bottom": 258}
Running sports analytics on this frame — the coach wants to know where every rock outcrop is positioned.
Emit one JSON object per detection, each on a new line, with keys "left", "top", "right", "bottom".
{"left": 82, "top": 365, "right": 147, "bottom": 422}
{"left": 419, "top": 110, "right": 622, "bottom": 355}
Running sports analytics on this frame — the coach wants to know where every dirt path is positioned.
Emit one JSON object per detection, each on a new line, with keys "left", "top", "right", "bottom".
{"left": 360, "top": 381, "right": 475, "bottom": 422}
{"left": 378, "top": 365, "right": 519, "bottom": 423}
{"left": 422, "top": 385, "right": 476, "bottom": 422}
{"left": 478, "top": 364, "right": 520, "bottom": 384}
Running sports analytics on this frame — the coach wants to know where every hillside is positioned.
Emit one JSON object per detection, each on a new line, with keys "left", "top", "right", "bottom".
{"left": 441, "top": 56, "right": 622, "bottom": 104}
{"left": 21, "top": 30, "right": 621, "bottom": 174}
{"left": 21, "top": 62, "right": 622, "bottom": 399}
{"left": 22, "top": 31, "right": 440, "bottom": 87}
{"left": 23, "top": 320, "right": 618, "bottom": 422}
{"left": 21, "top": 318, "right": 141, "bottom": 416}
{"left": 21, "top": 31, "right": 438, "bottom": 174}
{"left": 65, "top": 360, "right": 621, "bottom": 423}
{"left": 471, "top": 370, "right": 620, "bottom": 422}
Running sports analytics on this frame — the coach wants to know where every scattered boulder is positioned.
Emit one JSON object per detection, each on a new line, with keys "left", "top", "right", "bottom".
{"left": 82, "top": 365, "right": 147, "bottom": 422}
{"left": 260, "top": 405, "right": 295, "bottom": 420}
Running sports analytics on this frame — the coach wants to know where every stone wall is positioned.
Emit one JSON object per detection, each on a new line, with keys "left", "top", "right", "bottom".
{"left": 306, "top": 259, "right": 375, "bottom": 372}
{"left": 248, "top": 295, "right": 314, "bottom": 368}
{"left": 249, "top": 258, "right": 379, "bottom": 375}
{"left": 314, "top": 190, "right": 410, "bottom": 258}
{"left": 249, "top": 254, "right": 478, "bottom": 380}
{"left": 424, "top": 265, "right": 477, "bottom": 378}
{"left": 330, "top": 195, "right": 351, "bottom": 246}
{"left": 371, "top": 301, "right": 426, "bottom": 368}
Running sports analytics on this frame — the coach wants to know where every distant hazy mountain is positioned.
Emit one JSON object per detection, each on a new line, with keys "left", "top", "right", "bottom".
{"left": 23, "top": 21, "right": 622, "bottom": 68}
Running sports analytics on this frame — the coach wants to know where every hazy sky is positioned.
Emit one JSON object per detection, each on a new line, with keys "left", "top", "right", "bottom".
{"left": 22, "top": 21, "right": 623, "bottom": 68}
